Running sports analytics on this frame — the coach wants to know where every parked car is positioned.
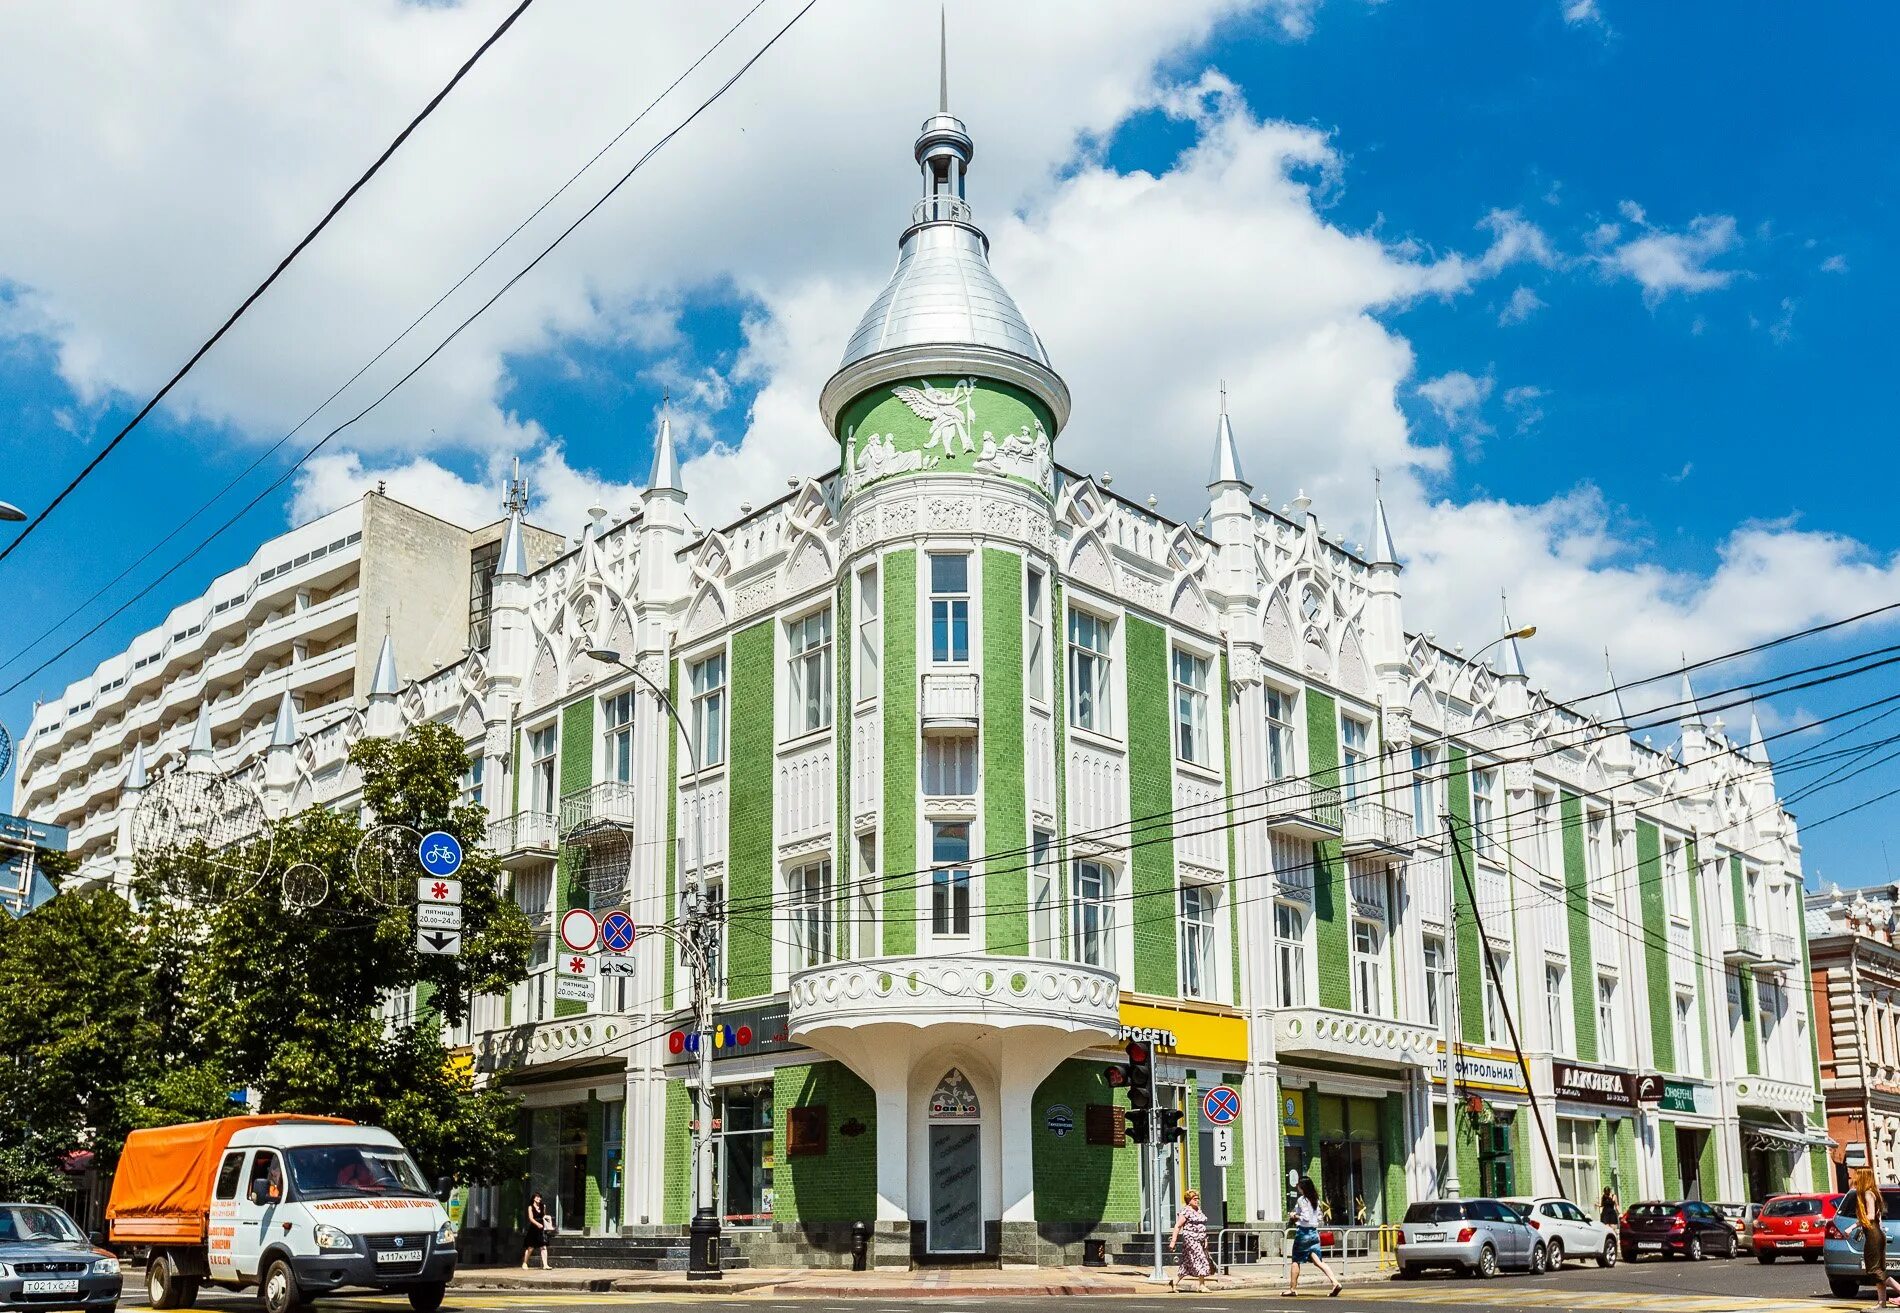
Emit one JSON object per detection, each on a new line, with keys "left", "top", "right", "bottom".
{"left": 1752, "top": 1193, "right": 1835, "bottom": 1263}
{"left": 1502, "top": 1196, "right": 1617, "bottom": 1268}
{"left": 1396, "top": 1198, "right": 1548, "bottom": 1278}
{"left": 1823, "top": 1186, "right": 1900, "bottom": 1298}
{"left": 0, "top": 1202, "right": 122, "bottom": 1312}
{"left": 1620, "top": 1200, "right": 1739, "bottom": 1260}
{"left": 1713, "top": 1201, "right": 1760, "bottom": 1255}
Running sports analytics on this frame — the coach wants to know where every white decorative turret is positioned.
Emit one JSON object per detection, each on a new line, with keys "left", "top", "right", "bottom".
{"left": 264, "top": 690, "right": 300, "bottom": 810}
{"left": 1679, "top": 660, "right": 1704, "bottom": 726}
{"left": 122, "top": 741, "right": 149, "bottom": 792}
{"left": 366, "top": 634, "right": 401, "bottom": 738}
{"left": 1204, "top": 386, "right": 1259, "bottom": 624}
{"left": 114, "top": 742, "right": 149, "bottom": 887}
{"left": 184, "top": 703, "right": 216, "bottom": 774}
{"left": 1747, "top": 708, "right": 1769, "bottom": 766}
{"left": 1493, "top": 594, "right": 1528, "bottom": 682}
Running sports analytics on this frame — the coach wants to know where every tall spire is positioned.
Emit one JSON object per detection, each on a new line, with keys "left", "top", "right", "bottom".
{"left": 647, "top": 404, "right": 683, "bottom": 494}
{"left": 1603, "top": 648, "right": 1629, "bottom": 727}
{"left": 1494, "top": 591, "right": 1527, "bottom": 679}
{"left": 1368, "top": 470, "right": 1400, "bottom": 568}
{"left": 270, "top": 690, "right": 300, "bottom": 748}
{"left": 939, "top": 6, "right": 949, "bottom": 114}
{"left": 1747, "top": 707, "right": 1769, "bottom": 764}
{"left": 185, "top": 703, "right": 216, "bottom": 772}
{"left": 1207, "top": 381, "right": 1247, "bottom": 489}
{"left": 1679, "top": 655, "right": 1703, "bottom": 725}
{"left": 122, "top": 741, "right": 148, "bottom": 791}
{"left": 371, "top": 634, "right": 400, "bottom": 697}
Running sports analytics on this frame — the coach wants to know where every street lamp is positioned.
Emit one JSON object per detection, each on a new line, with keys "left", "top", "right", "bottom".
{"left": 1433, "top": 622, "right": 1534, "bottom": 1198}
{"left": 587, "top": 645, "right": 720, "bottom": 1280}
{"left": 0, "top": 501, "right": 25, "bottom": 523}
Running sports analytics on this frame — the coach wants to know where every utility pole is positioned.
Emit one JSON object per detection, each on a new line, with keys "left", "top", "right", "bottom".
{"left": 1440, "top": 808, "right": 1463, "bottom": 1198}
{"left": 1149, "top": 1057, "right": 1166, "bottom": 1284}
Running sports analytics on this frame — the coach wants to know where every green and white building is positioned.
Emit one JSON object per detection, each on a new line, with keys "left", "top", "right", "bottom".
{"left": 28, "top": 82, "right": 1826, "bottom": 1268}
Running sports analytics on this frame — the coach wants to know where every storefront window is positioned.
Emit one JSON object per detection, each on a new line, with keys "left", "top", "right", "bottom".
{"left": 718, "top": 1084, "right": 775, "bottom": 1227}
{"left": 600, "top": 1099, "right": 623, "bottom": 1233}
{"left": 1556, "top": 1117, "right": 1598, "bottom": 1205}
{"left": 1285, "top": 1094, "right": 1388, "bottom": 1226}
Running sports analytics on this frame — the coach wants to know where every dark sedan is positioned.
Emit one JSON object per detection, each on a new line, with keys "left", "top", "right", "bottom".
{"left": 0, "top": 1204, "right": 120, "bottom": 1311}
{"left": 1621, "top": 1199, "right": 1740, "bottom": 1261}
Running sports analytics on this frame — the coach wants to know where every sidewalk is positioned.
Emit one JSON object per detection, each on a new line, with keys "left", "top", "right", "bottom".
{"left": 453, "top": 1256, "right": 1392, "bottom": 1297}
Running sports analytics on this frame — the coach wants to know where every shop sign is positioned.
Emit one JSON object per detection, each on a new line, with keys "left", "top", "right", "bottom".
{"left": 1429, "top": 1044, "right": 1527, "bottom": 1094}
{"left": 1282, "top": 1092, "right": 1305, "bottom": 1135}
{"left": 1045, "top": 1104, "right": 1074, "bottom": 1138}
{"left": 1118, "top": 1001, "right": 1249, "bottom": 1063}
{"left": 1553, "top": 1061, "right": 1636, "bottom": 1109}
{"left": 1636, "top": 1075, "right": 1712, "bottom": 1115}
{"left": 661, "top": 1003, "right": 801, "bottom": 1068}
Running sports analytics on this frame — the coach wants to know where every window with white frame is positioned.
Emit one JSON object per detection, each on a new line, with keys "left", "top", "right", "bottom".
{"left": 1586, "top": 808, "right": 1613, "bottom": 902}
{"left": 1412, "top": 746, "right": 1440, "bottom": 839}
{"left": 1532, "top": 788, "right": 1559, "bottom": 877}
{"left": 1556, "top": 1118, "right": 1600, "bottom": 1207}
{"left": 1745, "top": 864, "right": 1762, "bottom": 926}
{"left": 1597, "top": 975, "right": 1618, "bottom": 1063}
{"left": 1173, "top": 648, "right": 1212, "bottom": 767}
{"left": 786, "top": 609, "right": 833, "bottom": 735}
{"left": 527, "top": 724, "right": 558, "bottom": 813}
{"left": 855, "top": 566, "right": 880, "bottom": 698}
{"left": 1340, "top": 715, "right": 1371, "bottom": 802}
{"left": 1664, "top": 837, "right": 1689, "bottom": 921}
{"left": 459, "top": 753, "right": 485, "bottom": 807}
{"left": 1275, "top": 901, "right": 1308, "bottom": 1008}
{"left": 1071, "top": 859, "right": 1116, "bottom": 970}
{"left": 703, "top": 872, "right": 726, "bottom": 996}
{"left": 1472, "top": 766, "right": 1500, "bottom": 860}
{"left": 922, "top": 734, "right": 978, "bottom": 796}
{"left": 931, "top": 822, "right": 972, "bottom": 938}
{"left": 787, "top": 859, "right": 833, "bottom": 970}
{"left": 1181, "top": 884, "right": 1218, "bottom": 1000}
{"left": 1067, "top": 609, "right": 1113, "bottom": 734}
{"left": 1351, "top": 919, "right": 1385, "bottom": 1016}
{"left": 1758, "top": 976, "right": 1783, "bottom": 1049}
{"left": 929, "top": 553, "right": 970, "bottom": 664}
{"left": 1674, "top": 990, "right": 1699, "bottom": 1075}
{"left": 603, "top": 689, "right": 636, "bottom": 783}
{"left": 1483, "top": 950, "right": 1512, "bottom": 1044}
{"left": 854, "top": 832, "right": 878, "bottom": 960}
{"left": 1025, "top": 568, "right": 1048, "bottom": 703}
{"left": 690, "top": 653, "right": 726, "bottom": 768}
{"left": 1545, "top": 961, "right": 1570, "bottom": 1056}
{"left": 1423, "top": 934, "right": 1445, "bottom": 1028}
{"left": 515, "top": 866, "right": 554, "bottom": 961}
{"left": 1265, "top": 686, "right": 1297, "bottom": 781}
{"left": 1030, "top": 829, "right": 1059, "bottom": 957}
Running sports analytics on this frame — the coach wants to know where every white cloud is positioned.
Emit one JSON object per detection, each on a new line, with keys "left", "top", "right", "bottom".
{"left": 1501, "top": 384, "right": 1545, "bottom": 434}
{"left": 1562, "top": 0, "right": 1603, "bottom": 25}
{"left": 1498, "top": 285, "right": 1545, "bottom": 325}
{"left": 1821, "top": 253, "right": 1849, "bottom": 274}
{"left": 1588, "top": 207, "right": 1742, "bottom": 304}
{"left": 1417, "top": 371, "right": 1495, "bottom": 434}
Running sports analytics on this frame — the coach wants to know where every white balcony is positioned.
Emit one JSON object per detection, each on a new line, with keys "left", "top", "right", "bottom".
{"left": 1341, "top": 798, "right": 1415, "bottom": 856}
{"left": 788, "top": 954, "right": 1120, "bottom": 1046}
{"left": 1255, "top": 779, "right": 1342, "bottom": 840}
{"left": 1731, "top": 1074, "right": 1815, "bottom": 1113}
{"left": 920, "top": 671, "right": 980, "bottom": 727}
{"left": 1275, "top": 1006, "right": 1437, "bottom": 1068}
{"left": 1724, "top": 923, "right": 1767, "bottom": 964}
{"left": 486, "top": 811, "right": 558, "bottom": 866}
{"left": 474, "top": 1014, "right": 639, "bottom": 1075}
{"left": 559, "top": 780, "right": 639, "bottom": 835}
{"left": 1758, "top": 930, "right": 1800, "bottom": 968}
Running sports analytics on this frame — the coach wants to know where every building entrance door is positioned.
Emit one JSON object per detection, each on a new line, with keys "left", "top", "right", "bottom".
{"left": 926, "top": 1069, "right": 983, "bottom": 1253}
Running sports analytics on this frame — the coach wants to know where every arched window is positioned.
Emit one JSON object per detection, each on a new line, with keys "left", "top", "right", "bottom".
{"left": 929, "top": 1068, "right": 980, "bottom": 1121}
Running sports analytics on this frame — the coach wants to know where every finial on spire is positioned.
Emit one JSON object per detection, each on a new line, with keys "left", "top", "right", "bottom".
{"left": 1368, "top": 470, "right": 1400, "bottom": 568}
{"left": 647, "top": 408, "right": 684, "bottom": 495}
{"left": 1207, "top": 384, "right": 1247, "bottom": 489}
{"left": 371, "top": 634, "right": 400, "bottom": 698}
{"left": 502, "top": 456, "right": 529, "bottom": 517}
{"left": 1603, "top": 647, "right": 1629, "bottom": 727}
{"left": 1679, "top": 653, "right": 1703, "bottom": 724}
{"left": 1494, "top": 590, "right": 1527, "bottom": 679}
{"left": 939, "top": 6, "right": 949, "bottom": 114}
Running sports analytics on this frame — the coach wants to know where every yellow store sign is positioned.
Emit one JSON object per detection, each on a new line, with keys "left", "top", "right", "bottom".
{"left": 1118, "top": 1000, "right": 1248, "bottom": 1064}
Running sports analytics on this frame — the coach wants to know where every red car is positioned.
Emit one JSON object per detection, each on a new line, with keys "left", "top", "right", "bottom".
{"left": 1752, "top": 1193, "right": 1838, "bottom": 1262}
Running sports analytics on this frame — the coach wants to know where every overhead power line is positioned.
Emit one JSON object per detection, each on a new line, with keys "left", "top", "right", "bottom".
{"left": 0, "top": 0, "right": 542, "bottom": 567}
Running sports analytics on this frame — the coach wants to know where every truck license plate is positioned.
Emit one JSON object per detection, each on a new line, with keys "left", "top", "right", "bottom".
{"left": 22, "top": 1280, "right": 80, "bottom": 1294}
{"left": 376, "top": 1249, "right": 423, "bottom": 1264}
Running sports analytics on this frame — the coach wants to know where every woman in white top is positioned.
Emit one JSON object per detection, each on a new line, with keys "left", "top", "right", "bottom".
{"left": 1284, "top": 1177, "right": 1342, "bottom": 1297}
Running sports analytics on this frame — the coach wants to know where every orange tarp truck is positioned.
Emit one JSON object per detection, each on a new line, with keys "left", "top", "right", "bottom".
{"left": 106, "top": 1116, "right": 352, "bottom": 1248}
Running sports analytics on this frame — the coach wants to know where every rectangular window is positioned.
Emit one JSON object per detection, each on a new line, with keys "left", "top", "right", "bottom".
{"left": 1664, "top": 837, "right": 1688, "bottom": 920}
{"left": 1423, "top": 934, "right": 1444, "bottom": 1028}
{"left": 1472, "top": 767, "right": 1500, "bottom": 860}
{"left": 1556, "top": 1118, "right": 1600, "bottom": 1208}
{"left": 1181, "top": 884, "right": 1217, "bottom": 1000}
{"left": 1072, "top": 859, "right": 1116, "bottom": 971}
{"left": 1352, "top": 919, "right": 1385, "bottom": 1016}
{"left": 1030, "top": 829, "right": 1059, "bottom": 957}
{"left": 690, "top": 653, "right": 726, "bottom": 768}
{"left": 922, "top": 734, "right": 978, "bottom": 797}
{"left": 1483, "top": 951, "right": 1511, "bottom": 1045}
{"left": 1025, "top": 568, "right": 1048, "bottom": 703}
{"left": 1340, "top": 715, "right": 1372, "bottom": 802}
{"left": 1533, "top": 788, "right": 1559, "bottom": 877}
{"left": 854, "top": 833, "right": 879, "bottom": 960}
{"left": 528, "top": 725, "right": 558, "bottom": 813}
{"left": 787, "top": 860, "right": 833, "bottom": 971}
{"left": 1412, "top": 746, "right": 1439, "bottom": 839}
{"left": 1675, "top": 990, "right": 1698, "bottom": 1075}
{"left": 703, "top": 873, "right": 726, "bottom": 996}
{"left": 603, "top": 689, "right": 636, "bottom": 784}
{"left": 1275, "top": 902, "right": 1307, "bottom": 1009}
{"left": 459, "top": 753, "right": 485, "bottom": 807}
{"left": 1265, "top": 687, "right": 1297, "bottom": 781}
{"left": 1172, "top": 648, "right": 1212, "bottom": 766}
{"left": 1545, "top": 961, "right": 1570, "bottom": 1056}
{"left": 931, "top": 822, "right": 972, "bottom": 938}
{"left": 1597, "top": 975, "right": 1618, "bottom": 1064}
{"left": 1067, "top": 609, "right": 1113, "bottom": 734}
{"left": 1586, "top": 809, "right": 1613, "bottom": 902}
{"left": 786, "top": 609, "right": 833, "bottom": 735}
{"left": 929, "top": 553, "right": 971, "bottom": 664}
{"left": 856, "top": 566, "right": 880, "bottom": 698}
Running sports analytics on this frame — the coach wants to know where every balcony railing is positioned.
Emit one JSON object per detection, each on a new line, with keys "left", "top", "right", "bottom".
{"left": 1258, "top": 779, "right": 1342, "bottom": 838}
{"left": 486, "top": 811, "right": 557, "bottom": 863}
{"left": 559, "top": 781, "right": 639, "bottom": 835}
{"left": 1341, "top": 798, "right": 1415, "bottom": 855}
{"left": 920, "top": 671, "right": 980, "bottom": 727}
{"left": 1274, "top": 1006, "right": 1436, "bottom": 1068}
{"left": 1723, "top": 923, "right": 1767, "bottom": 963}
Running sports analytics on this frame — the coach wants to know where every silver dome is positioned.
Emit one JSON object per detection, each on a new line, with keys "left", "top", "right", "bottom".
{"left": 839, "top": 220, "right": 1053, "bottom": 371}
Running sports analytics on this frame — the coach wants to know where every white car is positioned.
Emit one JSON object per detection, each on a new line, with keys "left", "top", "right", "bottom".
{"left": 1503, "top": 1196, "right": 1618, "bottom": 1269}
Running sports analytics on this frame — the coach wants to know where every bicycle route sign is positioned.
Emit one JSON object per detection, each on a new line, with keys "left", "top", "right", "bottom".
{"left": 417, "top": 831, "right": 463, "bottom": 878}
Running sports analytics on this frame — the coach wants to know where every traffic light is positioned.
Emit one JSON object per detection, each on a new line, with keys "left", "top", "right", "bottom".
{"left": 1125, "top": 1041, "right": 1154, "bottom": 1113}
{"left": 1103, "top": 1064, "right": 1129, "bottom": 1091}
{"left": 1125, "top": 1107, "right": 1152, "bottom": 1143}
{"left": 1156, "top": 1108, "right": 1187, "bottom": 1144}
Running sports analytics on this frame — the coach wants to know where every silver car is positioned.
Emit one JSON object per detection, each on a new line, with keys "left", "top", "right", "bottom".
{"left": 1503, "top": 1196, "right": 1618, "bottom": 1269}
{"left": 1823, "top": 1187, "right": 1900, "bottom": 1299}
{"left": 0, "top": 1203, "right": 121, "bottom": 1312}
{"left": 1397, "top": 1198, "right": 1548, "bottom": 1279}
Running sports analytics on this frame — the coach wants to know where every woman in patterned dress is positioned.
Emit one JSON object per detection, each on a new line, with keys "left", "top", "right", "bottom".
{"left": 1168, "top": 1188, "right": 1214, "bottom": 1292}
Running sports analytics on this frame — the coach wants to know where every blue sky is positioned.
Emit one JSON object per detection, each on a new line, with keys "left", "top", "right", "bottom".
{"left": 0, "top": 0, "right": 1894, "bottom": 885}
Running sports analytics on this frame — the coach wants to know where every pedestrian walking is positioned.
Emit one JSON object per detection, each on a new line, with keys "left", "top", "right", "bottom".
{"left": 1598, "top": 1187, "right": 1620, "bottom": 1229}
{"left": 1853, "top": 1168, "right": 1900, "bottom": 1308}
{"left": 1168, "top": 1188, "right": 1215, "bottom": 1292}
{"left": 1282, "top": 1177, "right": 1342, "bottom": 1298}
{"left": 522, "top": 1191, "right": 552, "bottom": 1270}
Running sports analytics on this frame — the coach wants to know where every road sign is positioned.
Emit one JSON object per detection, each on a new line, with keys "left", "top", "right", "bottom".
{"left": 599, "top": 956, "right": 638, "bottom": 977}
{"left": 416, "top": 928, "right": 462, "bottom": 956}
{"left": 557, "top": 952, "right": 596, "bottom": 978}
{"left": 1212, "top": 1126, "right": 1233, "bottom": 1167}
{"left": 1202, "top": 1085, "right": 1240, "bottom": 1127}
{"left": 555, "top": 977, "right": 596, "bottom": 1003}
{"left": 599, "top": 910, "right": 637, "bottom": 953}
{"left": 417, "top": 830, "right": 464, "bottom": 878}
{"left": 559, "top": 908, "right": 599, "bottom": 953}
{"left": 417, "top": 877, "right": 462, "bottom": 904}
{"left": 417, "top": 903, "right": 463, "bottom": 931}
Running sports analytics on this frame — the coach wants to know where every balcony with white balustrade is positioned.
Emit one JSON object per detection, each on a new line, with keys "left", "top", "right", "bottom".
{"left": 1730, "top": 1072, "right": 1815, "bottom": 1114}
{"left": 920, "top": 671, "right": 980, "bottom": 729}
{"left": 1252, "top": 779, "right": 1342, "bottom": 841}
{"left": 1274, "top": 1006, "right": 1437, "bottom": 1069}
{"left": 559, "top": 780, "right": 639, "bottom": 835}
{"left": 1341, "top": 798, "right": 1415, "bottom": 857}
{"left": 486, "top": 811, "right": 558, "bottom": 867}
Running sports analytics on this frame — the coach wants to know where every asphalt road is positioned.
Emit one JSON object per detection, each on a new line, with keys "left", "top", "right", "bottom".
{"left": 114, "top": 1253, "right": 1855, "bottom": 1313}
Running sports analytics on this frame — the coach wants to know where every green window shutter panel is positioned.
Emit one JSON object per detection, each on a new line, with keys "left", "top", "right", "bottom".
{"left": 1561, "top": 793, "right": 1597, "bottom": 1062}
{"left": 982, "top": 549, "right": 1028, "bottom": 954}
{"left": 1637, "top": 821, "right": 1674, "bottom": 1072}
{"left": 1447, "top": 748, "right": 1485, "bottom": 1045}
{"left": 1686, "top": 840, "right": 1713, "bottom": 1073}
{"left": 553, "top": 697, "right": 596, "bottom": 1017}
{"left": 882, "top": 551, "right": 918, "bottom": 954}
{"left": 1305, "top": 689, "right": 1350, "bottom": 1011}
{"left": 727, "top": 619, "right": 777, "bottom": 1000}
{"left": 1124, "top": 615, "right": 1178, "bottom": 996}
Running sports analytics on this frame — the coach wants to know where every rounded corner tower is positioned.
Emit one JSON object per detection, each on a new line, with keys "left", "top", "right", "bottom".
{"left": 819, "top": 71, "right": 1069, "bottom": 504}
